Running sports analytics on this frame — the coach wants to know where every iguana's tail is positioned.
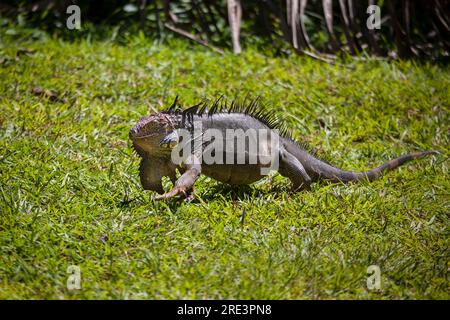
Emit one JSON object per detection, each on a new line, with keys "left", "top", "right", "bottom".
{"left": 303, "top": 151, "right": 438, "bottom": 183}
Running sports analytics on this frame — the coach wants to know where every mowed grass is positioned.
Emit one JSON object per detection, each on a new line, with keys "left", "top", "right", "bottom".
{"left": 0, "top": 34, "right": 449, "bottom": 299}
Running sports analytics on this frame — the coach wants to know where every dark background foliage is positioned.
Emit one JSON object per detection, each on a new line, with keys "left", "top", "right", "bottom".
{"left": 1, "top": 0, "right": 449, "bottom": 60}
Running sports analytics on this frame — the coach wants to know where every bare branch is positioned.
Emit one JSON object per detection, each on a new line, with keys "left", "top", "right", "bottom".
{"left": 164, "top": 23, "right": 224, "bottom": 55}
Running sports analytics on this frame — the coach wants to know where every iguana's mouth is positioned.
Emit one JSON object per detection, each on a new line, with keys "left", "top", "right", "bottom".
{"left": 131, "top": 133, "right": 160, "bottom": 139}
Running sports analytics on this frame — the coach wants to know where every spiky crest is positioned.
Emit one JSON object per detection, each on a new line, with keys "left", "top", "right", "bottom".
{"left": 162, "top": 95, "right": 332, "bottom": 163}
{"left": 163, "top": 96, "right": 292, "bottom": 138}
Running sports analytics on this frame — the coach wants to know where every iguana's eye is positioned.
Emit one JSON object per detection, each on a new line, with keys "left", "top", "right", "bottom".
{"left": 168, "top": 141, "right": 177, "bottom": 148}
{"left": 159, "top": 131, "right": 179, "bottom": 148}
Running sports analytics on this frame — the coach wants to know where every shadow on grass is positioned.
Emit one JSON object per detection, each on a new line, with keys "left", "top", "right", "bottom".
{"left": 198, "top": 181, "right": 291, "bottom": 202}
{"left": 117, "top": 178, "right": 309, "bottom": 209}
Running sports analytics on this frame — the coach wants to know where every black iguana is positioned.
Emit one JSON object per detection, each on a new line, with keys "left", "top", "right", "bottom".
{"left": 129, "top": 97, "right": 437, "bottom": 200}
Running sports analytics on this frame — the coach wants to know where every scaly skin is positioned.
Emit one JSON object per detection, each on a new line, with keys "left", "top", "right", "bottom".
{"left": 129, "top": 98, "right": 437, "bottom": 200}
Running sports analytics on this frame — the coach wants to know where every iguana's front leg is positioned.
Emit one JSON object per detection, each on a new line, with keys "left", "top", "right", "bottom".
{"left": 279, "top": 149, "right": 312, "bottom": 191}
{"left": 154, "top": 156, "right": 201, "bottom": 200}
{"left": 139, "top": 157, "right": 177, "bottom": 194}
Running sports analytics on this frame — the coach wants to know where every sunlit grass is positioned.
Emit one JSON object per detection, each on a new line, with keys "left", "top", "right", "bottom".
{"left": 0, "top": 34, "right": 448, "bottom": 299}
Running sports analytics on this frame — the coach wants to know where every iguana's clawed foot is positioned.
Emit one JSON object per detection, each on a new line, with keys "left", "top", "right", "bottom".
{"left": 184, "top": 194, "right": 196, "bottom": 203}
{"left": 154, "top": 187, "right": 186, "bottom": 200}
{"left": 154, "top": 187, "right": 195, "bottom": 201}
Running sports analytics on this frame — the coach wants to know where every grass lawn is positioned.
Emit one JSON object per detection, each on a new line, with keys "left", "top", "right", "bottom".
{"left": 0, "top": 34, "right": 449, "bottom": 299}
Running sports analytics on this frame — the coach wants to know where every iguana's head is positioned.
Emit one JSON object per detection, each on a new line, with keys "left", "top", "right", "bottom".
{"left": 129, "top": 113, "right": 176, "bottom": 156}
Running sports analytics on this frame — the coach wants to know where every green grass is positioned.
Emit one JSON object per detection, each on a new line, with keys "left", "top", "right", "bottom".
{"left": 0, "top": 34, "right": 449, "bottom": 299}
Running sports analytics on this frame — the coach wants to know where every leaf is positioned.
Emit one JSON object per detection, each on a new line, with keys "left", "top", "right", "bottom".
{"left": 123, "top": 4, "right": 138, "bottom": 13}
{"left": 338, "top": 0, "right": 357, "bottom": 54}
{"left": 322, "top": 0, "right": 339, "bottom": 51}
{"left": 5, "top": 28, "right": 19, "bottom": 36}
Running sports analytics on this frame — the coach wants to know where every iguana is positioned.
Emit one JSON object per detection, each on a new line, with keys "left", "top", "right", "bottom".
{"left": 130, "top": 97, "right": 437, "bottom": 200}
